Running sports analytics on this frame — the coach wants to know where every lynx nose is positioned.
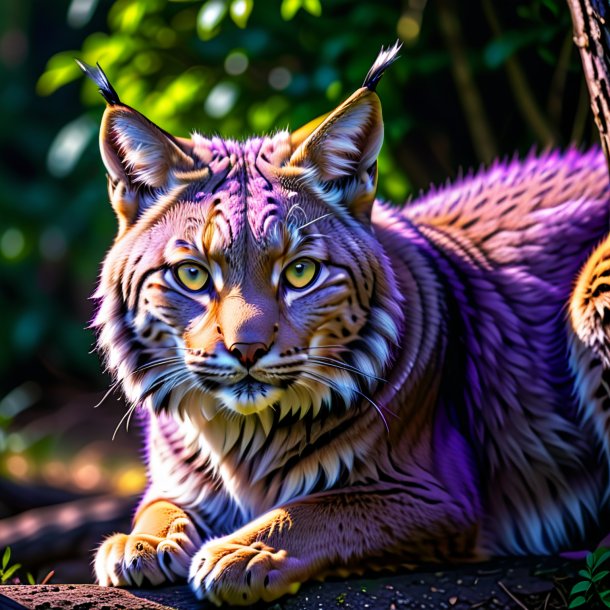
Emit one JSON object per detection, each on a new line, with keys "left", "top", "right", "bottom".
{"left": 230, "top": 342, "right": 269, "bottom": 368}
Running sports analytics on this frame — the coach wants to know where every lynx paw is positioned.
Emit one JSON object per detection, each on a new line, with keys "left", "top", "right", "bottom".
{"left": 189, "top": 538, "right": 305, "bottom": 606}
{"left": 95, "top": 515, "right": 202, "bottom": 587}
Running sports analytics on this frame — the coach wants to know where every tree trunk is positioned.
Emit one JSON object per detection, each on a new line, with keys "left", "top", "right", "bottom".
{"left": 566, "top": 0, "right": 610, "bottom": 163}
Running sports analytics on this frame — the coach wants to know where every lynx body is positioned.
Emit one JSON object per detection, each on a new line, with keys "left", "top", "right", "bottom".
{"left": 84, "top": 47, "right": 610, "bottom": 604}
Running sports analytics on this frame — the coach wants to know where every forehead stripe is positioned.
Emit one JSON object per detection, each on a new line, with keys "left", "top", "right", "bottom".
{"left": 205, "top": 209, "right": 235, "bottom": 250}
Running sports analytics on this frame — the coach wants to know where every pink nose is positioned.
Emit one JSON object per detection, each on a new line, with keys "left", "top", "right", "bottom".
{"left": 229, "top": 342, "right": 269, "bottom": 367}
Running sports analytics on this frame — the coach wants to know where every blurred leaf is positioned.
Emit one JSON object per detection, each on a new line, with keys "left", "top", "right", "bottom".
{"left": 2, "top": 548, "right": 10, "bottom": 571}
{"left": 47, "top": 115, "right": 96, "bottom": 178}
{"left": 81, "top": 32, "right": 139, "bottom": 68}
{"left": 36, "top": 52, "right": 82, "bottom": 96}
{"left": 593, "top": 548, "right": 610, "bottom": 567}
{"left": 325, "top": 80, "right": 342, "bottom": 101}
{"left": 229, "top": 0, "right": 253, "bottom": 28}
{"left": 1, "top": 563, "right": 21, "bottom": 583}
{"left": 539, "top": 0, "right": 559, "bottom": 16}
{"left": 280, "top": 0, "right": 302, "bottom": 21}
{"left": 303, "top": 0, "right": 322, "bottom": 17}
{"left": 205, "top": 81, "right": 239, "bottom": 119}
{"left": 197, "top": 0, "right": 228, "bottom": 40}
{"left": 109, "top": 0, "right": 147, "bottom": 33}
{"left": 484, "top": 25, "right": 560, "bottom": 69}
{"left": 247, "top": 95, "right": 289, "bottom": 132}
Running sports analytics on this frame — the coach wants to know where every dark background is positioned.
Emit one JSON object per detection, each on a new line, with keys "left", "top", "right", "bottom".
{"left": 0, "top": 0, "right": 597, "bottom": 584}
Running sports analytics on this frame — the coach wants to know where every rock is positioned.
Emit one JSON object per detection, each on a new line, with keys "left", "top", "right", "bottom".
{"left": 0, "top": 585, "right": 176, "bottom": 610}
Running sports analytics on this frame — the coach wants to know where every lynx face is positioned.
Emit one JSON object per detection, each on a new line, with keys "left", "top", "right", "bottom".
{"left": 88, "top": 51, "right": 403, "bottom": 434}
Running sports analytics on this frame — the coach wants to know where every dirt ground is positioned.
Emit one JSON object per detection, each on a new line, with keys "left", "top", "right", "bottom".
{"left": 0, "top": 555, "right": 580, "bottom": 609}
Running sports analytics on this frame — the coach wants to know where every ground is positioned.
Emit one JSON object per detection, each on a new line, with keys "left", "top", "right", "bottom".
{"left": 0, "top": 555, "right": 579, "bottom": 609}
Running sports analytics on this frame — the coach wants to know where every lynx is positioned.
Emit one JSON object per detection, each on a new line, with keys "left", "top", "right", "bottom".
{"left": 82, "top": 45, "right": 610, "bottom": 605}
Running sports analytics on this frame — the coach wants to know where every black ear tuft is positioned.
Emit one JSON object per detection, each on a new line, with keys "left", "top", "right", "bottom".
{"left": 362, "top": 41, "right": 402, "bottom": 92}
{"left": 75, "top": 59, "right": 122, "bottom": 106}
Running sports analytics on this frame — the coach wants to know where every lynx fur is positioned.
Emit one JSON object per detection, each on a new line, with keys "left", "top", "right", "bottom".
{"left": 82, "top": 45, "right": 610, "bottom": 605}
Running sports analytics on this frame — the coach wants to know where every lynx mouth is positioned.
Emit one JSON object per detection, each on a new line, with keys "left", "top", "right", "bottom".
{"left": 233, "top": 375, "right": 270, "bottom": 398}
{"left": 216, "top": 377, "right": 283, "bottom": 415}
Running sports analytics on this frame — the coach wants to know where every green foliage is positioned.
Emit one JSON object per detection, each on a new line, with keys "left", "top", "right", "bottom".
{"left": 0, "top": 0, "right": 592, "bottom": 415}
{"left": 483, "top": 23, "right": 561, "bottom": 69}
{"left": 1, "top": 547, "right": 21, "bottom": 584}
{"left": 0, "top": 546, "right": 53, "bottom": 585}
{"left": 569, "top": 548, "right": 610, "bottom": 608}
{"left": 280, "top": 0, "right": 321, "bottom": 21}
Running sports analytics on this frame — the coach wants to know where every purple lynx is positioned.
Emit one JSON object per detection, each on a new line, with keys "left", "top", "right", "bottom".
{"left": 80, "top": 45, "right": 610, "bottom": 605}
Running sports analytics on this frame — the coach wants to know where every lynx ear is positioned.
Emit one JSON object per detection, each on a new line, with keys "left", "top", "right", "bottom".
{"left": 99, "top": 106, "right": 195, "bottom": 189}
{"left": 284, "top": 43, "right": 401, "bottom": 221}
{"left": 77, "top": 61, "right": 195, "bottom": 231}
{"left": 289, "top": 111, "right": 331, "bottom": 150}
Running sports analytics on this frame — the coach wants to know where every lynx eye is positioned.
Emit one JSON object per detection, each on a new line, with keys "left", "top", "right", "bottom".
{"left": 283, "top": 258, "right": 320, "bottom": 290}
{"left": 174, "top": 263, "right": 210, "bottom": 292}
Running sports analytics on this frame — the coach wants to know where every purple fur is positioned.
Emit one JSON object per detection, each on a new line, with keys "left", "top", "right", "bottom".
{"left": 91, "top": 75, "right": 610, "bottom": 597}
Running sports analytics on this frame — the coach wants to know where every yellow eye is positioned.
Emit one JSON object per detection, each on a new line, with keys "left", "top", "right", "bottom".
{"left": 174, "top": 263, "right": 210, "bottom": 292}
{"left": 284, "top": 258, "right": 319, "bottom": 290}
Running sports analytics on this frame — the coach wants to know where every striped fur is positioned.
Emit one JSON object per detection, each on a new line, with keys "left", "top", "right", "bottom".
{"left": 88, "top": 49, "right": 610, "bottom": 605}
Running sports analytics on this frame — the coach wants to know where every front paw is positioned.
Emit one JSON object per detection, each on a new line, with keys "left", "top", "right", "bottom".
{"left": 95, "top": 515, "right": 201, "bottom": 587}
{"left": 189, "top": 538, "right": 305, "bottom": 606}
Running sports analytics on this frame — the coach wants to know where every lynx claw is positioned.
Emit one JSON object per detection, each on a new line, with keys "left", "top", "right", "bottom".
{"left": 189, "top": 538, "right": 304, "bottom": 605}
{"left": 95, "top": 518, "right": 202, "bottom": 587}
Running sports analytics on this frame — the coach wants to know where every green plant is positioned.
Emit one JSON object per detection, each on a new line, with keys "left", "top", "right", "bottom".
{"left": 569, "top": 547, "right": 610, "bottom": 608}
{"left": 0, "top": 547, "right": 21, "bottom": 584}
{"left": 0, "top": 547, "right": 54, "bottom": 585}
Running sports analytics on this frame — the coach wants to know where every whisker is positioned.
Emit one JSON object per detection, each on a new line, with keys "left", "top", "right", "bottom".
{"left": 93, "top": 378, "right": 122, "bottom": 409}
{"left": 307, "top": 356, "right": 389, "bottom": 384}
{"left": 95, "top": 355, "right": 186, "bottom": 411}
{"left": 112, "top": 366, "right": 188, "bottom": 439}
{"left": 286, "top": 203, "right": 307, "bottom": 227}
{"left": 125, "top": 403, "right": 138, "bottom": 432}
{"left": 301, "top": 370, "right": 393, "bottom": 434}
{"left": 296, "top": 212, "right": 333, "bottom": 231}
{"left": 115, "top": 366, "right": 193, "bottom": 438}
{"left": 299, "top": 369, "right": 347, "bottom": 399}
{"left": 306, "top": 353, "right": 402, "bottom": 396}
{"left": 148, "top": 369, "right": 195, "bottom": 411}
{"left": 132, "top": 356, "right": 184, "bottom": 374}
{"left": 359, "top": 391, "right": 389, "bottom": 433}
{"left": 112, "top": 402, "right": 139, "bottom": 440}
{"left": 139, "top": 366, "right": 185, "bottom": 401}
{"left": 299, "top": 345, "right": 348, "bottom": 351}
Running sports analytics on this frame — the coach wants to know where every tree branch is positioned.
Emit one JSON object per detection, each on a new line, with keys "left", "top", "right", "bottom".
{"left": 566, "top": 0, "right": 610, "bottom": 162}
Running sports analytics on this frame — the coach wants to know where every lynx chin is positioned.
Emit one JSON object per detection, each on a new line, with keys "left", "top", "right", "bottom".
{"left": 81, "top": 43, "right": 610, "bottom": 605}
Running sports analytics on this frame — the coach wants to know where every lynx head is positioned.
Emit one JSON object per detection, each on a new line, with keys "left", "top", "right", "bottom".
{"left": 85, "top": 45, "right": 404, "bottom": 440}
